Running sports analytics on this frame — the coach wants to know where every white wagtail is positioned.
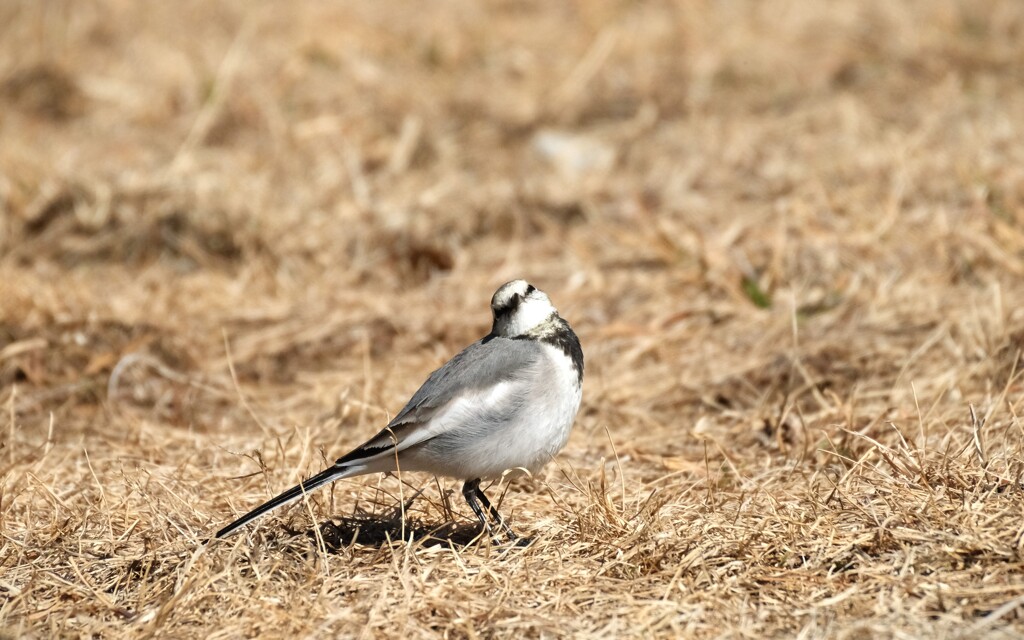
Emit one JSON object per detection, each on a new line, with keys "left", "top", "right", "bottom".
{"left": 215, "top": 280, "right": 583, "bottom": 541}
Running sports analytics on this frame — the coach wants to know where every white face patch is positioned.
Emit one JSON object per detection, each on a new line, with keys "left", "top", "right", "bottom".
{"left": 503, "top": 295, "right": 556, "bottom": 335}
{"left": 490, "top": 280, "right": 558, "bottom": 337}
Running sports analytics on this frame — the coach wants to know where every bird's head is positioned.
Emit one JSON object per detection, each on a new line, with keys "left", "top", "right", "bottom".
{"left": 490, "top": 280, "right": 558, "bottom": 338}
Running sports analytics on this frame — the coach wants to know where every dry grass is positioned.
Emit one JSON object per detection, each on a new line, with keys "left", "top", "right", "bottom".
{"left": 3, "top": 0, "right": 1024, "bottom": 637}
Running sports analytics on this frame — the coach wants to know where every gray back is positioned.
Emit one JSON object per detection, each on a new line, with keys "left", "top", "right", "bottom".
{"left": 389, "top": 336, "right": 545, "bottom": 427}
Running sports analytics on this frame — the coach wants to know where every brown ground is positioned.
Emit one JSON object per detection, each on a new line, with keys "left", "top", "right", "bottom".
{"left": 3, "top": 0, "right": 1024, "bottom": 638}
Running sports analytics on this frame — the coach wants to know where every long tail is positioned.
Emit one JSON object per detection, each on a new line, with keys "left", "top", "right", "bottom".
{"left": 215, "top": 464, "right": 360, "bottom": 539}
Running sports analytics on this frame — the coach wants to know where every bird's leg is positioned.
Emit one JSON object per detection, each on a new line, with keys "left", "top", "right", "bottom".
{"left": 461, "top": 479, "right": 493, "bottom": 535}
{"left": 463, "top": 479, "right": 529, "bottom": 545}
{"left": 472, "top": 484, "right": 519, "bottom": 542}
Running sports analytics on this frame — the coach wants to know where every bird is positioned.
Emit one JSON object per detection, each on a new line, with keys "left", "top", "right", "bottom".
{"left": 215, "top": 280, "right": 584, "bottom": 542}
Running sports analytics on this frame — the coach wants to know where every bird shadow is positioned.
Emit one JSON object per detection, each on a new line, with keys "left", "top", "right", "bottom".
{"left": 276, "top": 489, "right": 532, "bottom": 553}
{"left": 299, "top": 514, "right": 489, "bottom": 552}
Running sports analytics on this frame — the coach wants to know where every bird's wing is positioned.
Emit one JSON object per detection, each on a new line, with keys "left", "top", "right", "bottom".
{"left": 333, "top": 336, "right": 544, "bottom": 465}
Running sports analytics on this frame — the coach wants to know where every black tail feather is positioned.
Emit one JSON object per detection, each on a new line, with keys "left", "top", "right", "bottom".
{"left": 215, "top": 466, "right": 345, "bottom": 539}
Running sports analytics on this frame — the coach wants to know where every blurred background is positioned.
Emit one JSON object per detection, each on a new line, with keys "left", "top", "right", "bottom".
{"left": 3, "top": 0, "right": 1023, "bottom": 441}
{"left": 3, "top": 0, "right": 1021, "bottom": 416}
{"left": 3, "top": 0, "right": 1024, "bottom": 635}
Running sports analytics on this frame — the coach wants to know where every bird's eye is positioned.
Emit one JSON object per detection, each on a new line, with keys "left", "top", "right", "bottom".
{"left": 525, "top": 284, "right": 536, "bottom": 295}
